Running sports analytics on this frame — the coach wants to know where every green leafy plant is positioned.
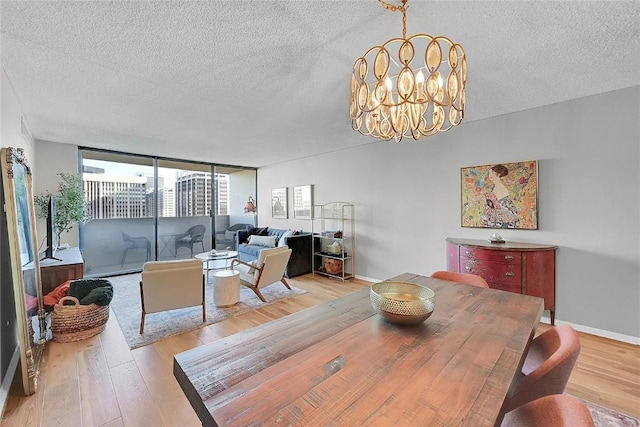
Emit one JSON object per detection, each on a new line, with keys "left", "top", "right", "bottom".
{"left": 34, "top": 173, "right": 85, "bottom": 245}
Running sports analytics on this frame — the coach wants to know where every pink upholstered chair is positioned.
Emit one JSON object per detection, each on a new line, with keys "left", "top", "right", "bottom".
{"left": 430, "top": 270, "right": 490, "bottom": 288}
{"left": 502, "top": 395, "right": 594, "bottom": 427}
{"left": 504, "top": 324, "right": 581, "bottom": 412}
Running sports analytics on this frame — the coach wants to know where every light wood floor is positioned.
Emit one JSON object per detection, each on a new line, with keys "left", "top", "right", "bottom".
{"left": 2, "top": 274, "right": 639, "bottom": 426}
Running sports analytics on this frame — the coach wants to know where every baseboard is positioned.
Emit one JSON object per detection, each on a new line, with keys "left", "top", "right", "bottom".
{"left": 354, "top": 274, "right": 379, "bottom": 283}
{"left": 1, "top": 346, "right": 21, "bottom": 419}
{"left": 541, "top": 316, "right": 640, "bottom": 345}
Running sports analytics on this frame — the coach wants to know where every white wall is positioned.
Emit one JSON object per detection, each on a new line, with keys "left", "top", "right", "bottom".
{"left": 258, "top": 86, "right": 640, "bottom": 341}
{"left": 2, "top": 70, "right": 80, "bottom": 249}
{"left": 33, "top": 140, "right": 79, "bottom": 247}
{"left": 228, "top": 169, "right": 257, "bottom": 227}
{"left": 1, "top": 69, "right": 32, "bottom": 155}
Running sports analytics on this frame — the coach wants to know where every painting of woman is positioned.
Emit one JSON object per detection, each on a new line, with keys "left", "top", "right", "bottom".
{"left": 480, "top": 164, "right": 520, "bottom": 228}
{"left": 461, "top": 160, "right": 538, "bottom": 229}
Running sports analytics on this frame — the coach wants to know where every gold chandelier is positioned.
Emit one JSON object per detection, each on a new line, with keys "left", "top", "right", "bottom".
{"left": 349, "top": 0, "right": 466, "bottom": 142}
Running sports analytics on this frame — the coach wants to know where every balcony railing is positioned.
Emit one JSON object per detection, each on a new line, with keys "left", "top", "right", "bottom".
{"left": 82, "top": 216, "right": 217, "bottom": 277}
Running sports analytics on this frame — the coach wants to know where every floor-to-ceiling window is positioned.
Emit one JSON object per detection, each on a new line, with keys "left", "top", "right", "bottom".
{"left": 213, "top": 166, "right": 258, "bottom": 250}
{"left": 156, "top": 160, "right": 213, "bottom": 261}
{"left": 79, "top": 149, "right": 256, "bottom": 276}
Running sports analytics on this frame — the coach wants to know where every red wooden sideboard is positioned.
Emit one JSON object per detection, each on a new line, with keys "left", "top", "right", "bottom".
{"left": 446, "top": 238, "right": 557, "bottom": 324}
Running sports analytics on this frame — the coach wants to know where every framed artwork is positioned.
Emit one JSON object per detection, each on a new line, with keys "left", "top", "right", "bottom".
{"left": 271, "top": 187, "right": 287, "bottom": 218}
{"left": 461, "top": 160, "right": 538, "bottom": 230}
{"left": 293, "top": 184, "right": 313, "bottom": 219}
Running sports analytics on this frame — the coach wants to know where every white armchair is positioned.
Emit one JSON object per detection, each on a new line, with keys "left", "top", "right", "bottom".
{"left": 231, "top": 246, "right": 292, "bottom": 302}
{"left": 139, "top": 259, "right": 205, "bottom": 334}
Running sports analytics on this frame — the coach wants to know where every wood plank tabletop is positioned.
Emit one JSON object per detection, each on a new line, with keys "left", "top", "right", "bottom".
{"left": 174, "top": 272, "right": 543, "bottom": 427}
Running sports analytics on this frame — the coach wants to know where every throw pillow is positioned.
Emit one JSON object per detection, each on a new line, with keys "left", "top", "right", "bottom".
{"left": 278, "top": 229, "right": 296, "bottom": 247}
{"left": 247, "top": 235, "right": 278, "bottom": 248}
{"left": 244, "top": 226, "right": 269, "bottom": 243}
{"left": 248, "top": 260, "right": 258, "bottom": 276}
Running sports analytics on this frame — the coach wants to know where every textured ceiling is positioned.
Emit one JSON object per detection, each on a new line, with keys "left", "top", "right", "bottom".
{"left": 1, "top": 1, "right": 638, "bottom": 168}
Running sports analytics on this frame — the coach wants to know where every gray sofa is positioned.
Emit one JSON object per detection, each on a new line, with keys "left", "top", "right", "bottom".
{"left": 236, "top": 227, "right": 312, "bottom": 278}
{"left": 215, "top": 223, "right": 254, "bottom": 250}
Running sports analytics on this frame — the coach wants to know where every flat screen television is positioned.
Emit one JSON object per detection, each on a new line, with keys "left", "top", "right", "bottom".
{"left": 40, "top": 196, "right": 60, "bottom": 261}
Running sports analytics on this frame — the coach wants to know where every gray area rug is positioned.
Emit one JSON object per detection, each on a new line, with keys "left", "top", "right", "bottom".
{"left": 108, "top": 273, "right": 306, "bottom": 349}
{"left": 582, "top": 397, "right": 640, "bottom": 427}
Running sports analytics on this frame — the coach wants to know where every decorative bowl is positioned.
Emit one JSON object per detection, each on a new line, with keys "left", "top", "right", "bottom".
{"left": 370, "top": 281, "right": 435, "bottom": 325}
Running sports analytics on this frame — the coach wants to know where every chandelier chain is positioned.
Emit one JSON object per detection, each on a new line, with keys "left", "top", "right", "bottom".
{"left": 377, "top": 0, "right": 408, "bottom": 39}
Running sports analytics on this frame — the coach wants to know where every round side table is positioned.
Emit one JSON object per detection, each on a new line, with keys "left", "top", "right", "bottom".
{"left": 212, "top": 270, "right": 240, "bottom": 307}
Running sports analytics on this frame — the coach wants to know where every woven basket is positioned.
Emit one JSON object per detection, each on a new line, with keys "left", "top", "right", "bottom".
{"left": 324, "top": 258, "right": 343, "bottom": 275}
{"left": 51, "top": 296, "right": 110, "bottom": 343}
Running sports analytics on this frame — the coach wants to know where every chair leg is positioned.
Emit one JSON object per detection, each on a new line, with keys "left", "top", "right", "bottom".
{"left": 281, "top": 277, "right": 292, "bottom": 290}
{"left": 201, "top": 278, "right": 206, "bottom": 322}
{"left": 121, "top": 248, "right": 129, "bottom": 267}
{"left": 140, "top": 311, "right": 145, "bottom": 334}
{"left": 251, "top": 286, "right": 267, "bottom": 302}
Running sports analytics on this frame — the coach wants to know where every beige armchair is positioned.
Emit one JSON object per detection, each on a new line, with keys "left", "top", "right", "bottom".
{"left": 231, "top": 246, "right": 292, "bottom": 302}
{"left": 139, "top": 259, "right": 205, "bottom": 334}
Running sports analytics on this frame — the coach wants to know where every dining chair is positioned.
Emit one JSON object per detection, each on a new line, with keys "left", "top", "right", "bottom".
{"left": 139, "top": 259, "right": 205, "bottom": 334}
{"left": 430, "top": 270, "right": 490, "bottom": 288}
{"left": 231, "top": 246, "right": 292, "bottom": 302}
{"left": 504, "top": 324, "right": 581, "bottom": 412}
{"left": 501, "top": 394, "right": 594, "bottom": 426}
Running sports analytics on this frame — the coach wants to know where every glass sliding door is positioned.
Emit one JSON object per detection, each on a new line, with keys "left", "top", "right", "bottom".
{"left": 80, "top": 149, "right": 257, "bottom": 276}
{"left": 213, "top": 166, "right": 257, "bottom": 250}
{"left": 156, "top": 160, "right": 213, "bottom": 261}
{"left": 81, "top": 151, "right": 155, "bottom": 275}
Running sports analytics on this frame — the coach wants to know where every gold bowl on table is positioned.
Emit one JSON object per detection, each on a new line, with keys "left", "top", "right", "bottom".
{"left": 370, "top": 281, "right": 435, "bottom": 325}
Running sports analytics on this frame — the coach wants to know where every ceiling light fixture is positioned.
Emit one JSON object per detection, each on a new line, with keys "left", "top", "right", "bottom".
{"left": 349, "top": 0, "right": 466, "bottom": 142}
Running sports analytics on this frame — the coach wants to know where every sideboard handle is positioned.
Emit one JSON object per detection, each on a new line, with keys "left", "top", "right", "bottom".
{"left": 505, "top": 272, "right": 515, "bottom": 277}
{"left": 465, "top": 251, "right": 471, "bottom": 256}
{"left": 465, "top": 265, "right": 471, "bottom": 272}
{"left": 504, "top": 255, "right": 514, "bottom": 260}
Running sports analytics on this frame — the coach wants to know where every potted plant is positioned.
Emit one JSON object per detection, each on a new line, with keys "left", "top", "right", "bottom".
{"left": 34, "top": 173, "right": 85, "bottom": 247}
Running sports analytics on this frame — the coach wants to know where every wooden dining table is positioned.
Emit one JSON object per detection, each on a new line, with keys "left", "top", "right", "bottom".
{"left": 173, "top": 272, "right": 544, "bottom": 426}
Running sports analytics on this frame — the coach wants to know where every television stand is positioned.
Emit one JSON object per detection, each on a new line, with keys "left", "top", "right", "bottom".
{"left": 40, "top": 247, "right": 84, "bottom": 295}
{"left": 40, "top": 251, "right": 62, "bottom": 262}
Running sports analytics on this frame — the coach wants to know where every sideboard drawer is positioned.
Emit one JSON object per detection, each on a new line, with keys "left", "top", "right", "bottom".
{"left": 461, "top": 256, "right": 522, "bottom": 292}
{"left": 460, "top": 246, "right": 522, "bottom": 264}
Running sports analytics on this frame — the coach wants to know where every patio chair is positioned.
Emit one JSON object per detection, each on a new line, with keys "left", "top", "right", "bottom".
{"left": 139, "top": 259, "right": 205, "bottom": 334}
{"left": 230, "top": 246, "right": 292, "bottom": 302}
{"left": 120, "top": 232, "right": 151, "bottom": 267}
{"left": 174, "top": 224, "right": 206, "bottom": 257}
